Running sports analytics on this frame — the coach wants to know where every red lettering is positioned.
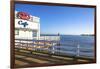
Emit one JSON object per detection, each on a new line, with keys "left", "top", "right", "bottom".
{"left": 17, "top": 12, "right": 30, "bottom": 20}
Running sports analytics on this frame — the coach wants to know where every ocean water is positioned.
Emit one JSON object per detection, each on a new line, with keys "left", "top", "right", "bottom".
{"left": 51, "top": 35, "right": 95, "bottom": 58}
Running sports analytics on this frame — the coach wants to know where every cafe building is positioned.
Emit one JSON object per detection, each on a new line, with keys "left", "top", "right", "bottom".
{"left": 15, "top": 11, "right": 40, "bottom": 40}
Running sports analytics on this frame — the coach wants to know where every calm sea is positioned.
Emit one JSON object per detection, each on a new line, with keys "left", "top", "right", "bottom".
{"left": 55, "top": 35, "right": 94, "bottom": 58}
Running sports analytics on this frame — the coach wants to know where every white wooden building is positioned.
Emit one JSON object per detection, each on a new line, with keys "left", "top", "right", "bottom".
{"left": 15, "top": 11, "right": 40, "bottom": 40}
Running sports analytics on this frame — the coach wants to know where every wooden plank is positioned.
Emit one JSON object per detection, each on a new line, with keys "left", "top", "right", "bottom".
{"left": 15, "top": 60, "right": 29, "bottom": 66}
{"left": 24, "top": 57, "right": 50, "bottom": 64}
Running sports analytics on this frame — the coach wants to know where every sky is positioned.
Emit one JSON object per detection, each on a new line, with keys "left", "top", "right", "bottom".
{"left": 15, "top": 3, "right": 95, "bottom": 35}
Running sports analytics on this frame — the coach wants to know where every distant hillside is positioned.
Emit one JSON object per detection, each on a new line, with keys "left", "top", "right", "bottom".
{"left": 81, "top": 34, "right": 94, "bottom": 36}
{"left": 40, "top": 34, "right": 59, "bottom": 36}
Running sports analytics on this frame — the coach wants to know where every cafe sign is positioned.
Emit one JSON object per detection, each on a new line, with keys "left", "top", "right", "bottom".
{"left": 17, "top": 12, "right": 30, "bottom": 20}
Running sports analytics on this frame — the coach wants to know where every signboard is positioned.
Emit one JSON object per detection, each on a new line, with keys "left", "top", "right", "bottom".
{"left": 18, "top": 20, "right": 28, "bottom": 28}
{"left": 17, "top": 12, "right": 30, "bottom": 20}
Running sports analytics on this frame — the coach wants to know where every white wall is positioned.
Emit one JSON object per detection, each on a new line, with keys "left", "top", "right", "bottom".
{"left": 0, "top": 0, "right": 100, "bottom": 69}
{"left": 15, "top": 30, "right": 33, "bottom": 39}
{"left": 15, "top": 19, "right": 40, "bottom": 39}
{"left": 15, "top": 11, "right": 40, "bottom": 39}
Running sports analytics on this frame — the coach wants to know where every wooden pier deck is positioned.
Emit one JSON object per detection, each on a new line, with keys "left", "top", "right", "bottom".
{"left": 15, "top": 48, "right": 94, "bottom": 68}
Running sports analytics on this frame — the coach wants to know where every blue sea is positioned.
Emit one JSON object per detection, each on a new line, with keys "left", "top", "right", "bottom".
{"left": 50, "top": 35, "right": 95, "bottom": 58}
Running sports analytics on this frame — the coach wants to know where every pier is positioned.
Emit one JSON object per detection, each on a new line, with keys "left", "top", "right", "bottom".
{"left": 15, "top": 38, "right": 95, "bottom": 68}
{"left": 14, "top": 11, "right": 95, "bottom": 68}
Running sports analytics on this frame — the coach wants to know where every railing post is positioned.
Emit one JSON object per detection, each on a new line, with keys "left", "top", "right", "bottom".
{"left": 52, "top": 43, "right": 55, "bottom": 54}
{"left": 73, "top": 43, "right": 80, "bottom": 61}
{"left": 44, "top": 36, "right": 45, "bottom": 47}
{"left": 58, "top": 33, "right": 60, "bottom": 55}
{"left": 27, "top": 38, "right": 28, "bottom": 50}
{"left": 19, "top": 39, "right": 21, "bottom": 52}
{"left": 77, "top": 44, "right": 80, "bottom": 57}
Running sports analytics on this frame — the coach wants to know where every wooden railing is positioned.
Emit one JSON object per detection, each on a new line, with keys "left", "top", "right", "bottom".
{"left": 15, "top": 38, "right": 94, "bottom": 60}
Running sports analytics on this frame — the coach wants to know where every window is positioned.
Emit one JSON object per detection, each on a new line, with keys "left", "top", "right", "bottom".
{"left": 33, "top": 31, "right": 37, "bottom": 37}
{"left": 15, "top": 29, "right": 19, "bottom": 35}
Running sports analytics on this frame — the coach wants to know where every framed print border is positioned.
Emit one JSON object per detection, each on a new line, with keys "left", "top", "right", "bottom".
{"left": 10, "top": 1, "right": 96, "bottom": 68}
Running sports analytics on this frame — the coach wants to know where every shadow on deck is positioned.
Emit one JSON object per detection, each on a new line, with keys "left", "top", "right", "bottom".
{"left": 15, "top": 48, "right": 95, "bottom": 68}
